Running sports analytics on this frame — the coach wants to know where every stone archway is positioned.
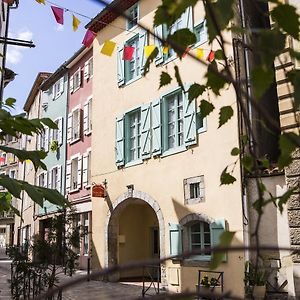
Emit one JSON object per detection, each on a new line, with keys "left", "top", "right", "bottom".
{"left": 104, "top": 190, "right": 166, "bottom": 283}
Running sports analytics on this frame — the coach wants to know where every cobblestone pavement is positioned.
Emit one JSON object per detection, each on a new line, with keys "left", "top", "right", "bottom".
{"left": 0, "top": 247, "right": 12, "bottom": 300}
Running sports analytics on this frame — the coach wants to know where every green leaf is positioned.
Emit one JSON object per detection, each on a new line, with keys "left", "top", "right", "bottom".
{"left": 154, "top": 0, "right": 198, "bottom": 27}
{"left": 231, "top": 147, "right": 240, "bottom": 156}
{"left": 218, "top": 106, "right": 233, "bottom": 128}
{"left": 40, "top": 118, "right": 58, "bottom": 129}
{"left": 10, "top": 205, "right": 21, "bottom": 217}
{"left": 271, "top": 4, "right": 300, "bottom": 40}
{"left": 206, "top": 61, "right": 227, "bottom": 96}
{"left": 143, "top": 47, "right": 159, "bottom": 76}
{"left": 287, "top": 70, "right": 300, "bottom": 108}
{"left": 159, "top": 72, "right": 172, "bottom": 89}
{"left": 220, "top": 167, "right": 236, "bottom": 185}
{"left": 278, "top": 188, "right": 295, "bottom": 213}
{"left": 278, "top": 133, "right": 299, "bottom": 170}
{"left": 0, "top": 146, "right": 47, "bottom": 171}
{"left": 205, "top": 0, "right": 234, "bottom": 42}
{"left": 242, "top": 155, "right": 253, "bottom": 172}
{"left": 188, "top": 84, "right": 206, "bottom": 102}
{"left": 251, "top": 65, "right": 274, "bottom": 99}
{"left": 214, "top": 49, "right": 224, "bottom": 60}
{"left": 210, "top": 231, "right": 235, "bottom": 270}
{"left": 0, "top": 176, "right": 21, "bottom": 198}
{"left": 199, "top": 100, "right": 215, "bottom": 118}
{"left": 174, "top": 66, "right": 185, "bottom": 92}
{"left": 261, "top": 158, "right": 270, "bottom": 169}
{"left": 5, "top": 98, "right": 16, "bottom": 108}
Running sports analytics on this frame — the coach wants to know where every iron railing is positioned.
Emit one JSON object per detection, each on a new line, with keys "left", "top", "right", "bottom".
{"left": 142, "top": 264, "right": 161, "bottom": 297}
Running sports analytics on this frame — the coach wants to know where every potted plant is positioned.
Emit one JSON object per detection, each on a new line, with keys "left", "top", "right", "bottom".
{"left": 50, "top": 139, "right": 58, "bottom": 153}
{"left": 198, "top": 275, "right": 220, "bottom": 297}
{"left": 244, "top": 261, "right": 267, "bottom": 299}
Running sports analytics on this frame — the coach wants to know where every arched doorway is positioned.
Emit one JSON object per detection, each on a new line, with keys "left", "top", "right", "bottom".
{"left": 105, "top": 190, "right": 166, "bottom": 283}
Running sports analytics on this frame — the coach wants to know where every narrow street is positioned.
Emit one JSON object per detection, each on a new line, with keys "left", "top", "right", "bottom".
{"left": 0, "top": 248, "right": 12, "bottom": 299}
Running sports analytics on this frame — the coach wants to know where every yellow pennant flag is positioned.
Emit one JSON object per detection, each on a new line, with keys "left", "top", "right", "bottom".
{"left": 144, "top": 45, "right": 156, "bottom": 58}
{"left": 25, "top": 159, "right": 31, "bottom": 164}
{"left": 196, "top": 48, "right": 204, "bottom": 59}
{"left": 35, "top": 0, "right": 45, "bottom": 4}
{"left": 72, "top": 15, "right": 81, "bottom": 32}
{"left": 101, "top": 40, "right": 116, "bottom": 57}
{"left": 162, "top": 46, "right": 169, "bottom": 54}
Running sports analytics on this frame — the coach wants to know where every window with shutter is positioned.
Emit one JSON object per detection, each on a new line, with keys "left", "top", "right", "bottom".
{"left": 71, "top": 108, "right": 81, "bottom": 142}
{"left": 67, "top": 113, "right": 72, "bottom": 143}
{"left": 66, "top": 160, "right": 71, "bottom": 193}
{"left": 77, "top": 155, "right": 82, "bottom": 190}
{"left": 124, "top": 34, "right": 140, "bottom": 83}
{"left": 117, "top": 46, "right": 125, "bottom": 86}
{"left": 73, "top": 68, "right": 81, "bottom": 91}
{"left": 84, "top": 97, "right": 92, "bottom": 135}
{"left": 194, "top": 20, "right": 208, "bottom": 47}
{"left": 141, "top": 103, "right": 151, "bottom": 159}
{"left": 84, "top": 61, "right": 90, "bottom": 80}
{"left": 151, "top": 99, "right": 162, "bottom": 156}
{"left": 210, "top": 219, "right": 227, "bottom": 261}
{"left": 126, "top": 3, "right": 139, "bottom": 30}
{"left": 183, "top": 93, "right": 197, "bottom": 146}
{"left": 115, "top": 115, "right": 125, "bottom": 166}
{"left": 69, "top": 76, "right": 74, "bottom": 93}
{"left": 169, "top": 223, "right": 182, "bottom": 256}
{"left": 71, "top": 157, "right": 79, "bottom": 191}
{"left": 82, "top": 152, "right": 88, "bottom": 187}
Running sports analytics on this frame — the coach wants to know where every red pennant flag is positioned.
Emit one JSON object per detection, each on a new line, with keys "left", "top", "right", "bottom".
{"left": 0, "top": 157, "right": 5, "bottom": 163}
{"left": 206, "top": 50, "right": 215, "bottom": 62}
{"left": 123, "top": 46, "right": 135, "bottom": 61}
{"left": 51, "top": 6, "right": 64, "bottom": 25}
{"left": 2, "top": 0, "right": 14, "bottom": 4}
{"left": 82, "top": 29, "right": 96, "bottom": 48}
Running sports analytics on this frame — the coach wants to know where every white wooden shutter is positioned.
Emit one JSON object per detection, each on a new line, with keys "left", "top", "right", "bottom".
{"left": 84, "top": 61, "right": 90, "bottom": 80}
{"left": 115, "top": 115, "right": 125, "bottom": 166}
{"left": 182, "top": 6, "right": 193, "bottom": 31}
{"left": 184, "top": 97, "right": 197, "bottom": 146}
{"left": 151, "top": 99, "right": 162, "bottom": 156}
{"left": 117, "top": 46, "right": 125, "bottom": 86}
{"left": 78, "top": 68, "right": 82, "bottom": 87}
{"left": 44, "top": 127, "right": 49, "bottom": 152}
{"left": 154, "top": 25, "right": 164, "bottom": 65}
{"left": 66, "top": 160, "right": 71, "bottom": 193}
{"left": 141, "top": 103, "right": 151, "bottom": 159}
{"left": 139, "top": 29, "right": 148, "bottom": 75}
{"left": 69, "top": 76, "right": 74, "bottom": 93}
{"left": 57, "top": 165, "right": 61, "bottom": 193}
{"left": 77, "top": 109, "right": 82, "bottom": 139}
{"left": 83, "top": 101, "right": 88, "bottom": 135}
{"left": 37, "top": 134, "right": 41, "bottom": 150}
{"left": 58, "top": 117, "right": 63, "bottom": 145}
{"left": 67, "top": 113, "right": 72, "bottom": 143}
{"left": 48, "top": 170, "right": 52, "bottom": 189}
{"left": 210, "top": 219, "right": 227, "bottom": 261}
{"left": 82, "top": 152, "right": 88, "bottom": 187}
{"left": 77, "top": 155, "right": 82, "bottom": 189}
{"left": 60, "top": 76, "right": 64, "bottom": 95}
{"left": 43, "top": 171, "right": 48, "bottom": 188}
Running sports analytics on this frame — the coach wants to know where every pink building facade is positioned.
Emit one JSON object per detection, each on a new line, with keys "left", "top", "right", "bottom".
{"left": 66, "top": 47, "right": 93, "bottom": 269}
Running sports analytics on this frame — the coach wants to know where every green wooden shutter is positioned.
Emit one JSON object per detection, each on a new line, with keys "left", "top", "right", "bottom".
{"left": 115, "top": 115, "right": 125, "bottom": 166}
{"left": 183, "top": 95, "right": 197, "bottom": 146}
{"left": 117, "top": 46, "right": 125, "bottom": 86}
{"left": 139, "top": 29, "right": 148, "bottom": 75}
{"left": 181, "top": 6, "right": 193, "bottom": 31}
{"left": 154, "top": 25, "right": 164, "bottom": 65}
{"left": 141, "top": 103, "right": 151, "bottom": 159}
{"left": 210, "top": 219, "right": 227, "bottom": 261}
{"left": 151, "top": 99, "right": 162, "bottom": 156}
{"left": 169, "top": 223, "right": 182, "bottom": 256}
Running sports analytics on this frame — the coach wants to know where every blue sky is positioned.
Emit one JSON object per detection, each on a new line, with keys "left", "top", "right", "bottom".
{"left": 4, "top": 0, "right": 105, "bottom": 113}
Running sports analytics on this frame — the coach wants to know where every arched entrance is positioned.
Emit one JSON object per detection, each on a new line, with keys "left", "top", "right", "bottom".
{"left": 105, "top": 190, "right": 166, "bottom": 283}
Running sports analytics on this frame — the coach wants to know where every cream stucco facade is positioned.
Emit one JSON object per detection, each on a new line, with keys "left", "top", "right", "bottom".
{"left": 90, "top": 0, "right": 245, "bottom": 296}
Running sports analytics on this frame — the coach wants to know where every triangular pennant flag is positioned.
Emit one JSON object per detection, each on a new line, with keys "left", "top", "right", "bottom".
{"left": 51, "top": 6, "right": 64, "bottom": 25}
{"left": 206, "top": 50, "right": 215, "bottom": 62}
{"left": 144, "top": 45, "right": 156, "bottom": 58}
{"left": 82, "top": 29, "right": 96, "bottom": 48}
{"left": 72, "top": 15, "right": 81, "bottom": 32}
{"left": 162, "top": 46, "right": 169, "bottom": 54}
{"left": 0, "top": 157, "right": 5, "bottom": 163}
{"left": 123, "top": 46, "right": 135, "bottom": 60}
{"left": 35, "top": 0, "right": 45, "bottom": 4}
{"left": 196, "top": 48, "right": 204, "bottom": 59}
{"left": 101, "top": 40, "right": 116, "bottom": 56}
{"left": 25, "top": 159, "right": 31, "bottom": 164}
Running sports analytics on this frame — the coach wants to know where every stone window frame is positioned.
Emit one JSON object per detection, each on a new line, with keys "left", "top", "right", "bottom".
{"left": 183, "top": 175, "right": 205, "bottom": 205}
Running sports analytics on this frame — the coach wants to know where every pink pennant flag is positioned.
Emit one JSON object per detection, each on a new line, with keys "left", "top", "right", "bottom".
{"left": 123, "top": 46, "right": 135, "bottom": 61}
{"left": 82, "top": 29, "right": 96, "bottom": 48}
{"left": 3, "top": 0, "right": 14, "bottom": 4}
{"left": 206, "top": 50, "right": 215, "bottom": 63}
{"left": 51, "top": 6, "right": 64, "bottom": 25}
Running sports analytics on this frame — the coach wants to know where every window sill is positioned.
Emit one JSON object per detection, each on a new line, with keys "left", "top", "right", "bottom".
{"left": 69, "top": 188, "right": 80, "bottom": 194}
{"left": 180, "top": 257, "right": 211, "bottom": 267}
{"left": 161, "top": 146, "right": 186, "bottom": 158}
{"left": 125, "top": 159, "right": 143, "bottom": 168}
{"left": 84, "top": 184, "right": 91, "bottom": 189}
{"left": 73, "top": 86, "right": 80, "bottom": 93}
{"left": 125, "top": 24, "right": 139, "bottom": 34}
{"left": 162, "top": 54, "right": 178, "bottom": 66}
{"left": 70, "top": 137, "right": 81, "bottom": 145}
{"left": 125, "top": 74, "right": 142, "bottom": 87}
{"left": 198, "top": 126, "right": 207, "bottom": 134}
{"left": 85, "top": 130, "right": 92, "bottom": 136}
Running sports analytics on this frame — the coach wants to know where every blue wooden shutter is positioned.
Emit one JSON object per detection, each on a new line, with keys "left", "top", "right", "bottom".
{"left": 139, "top": 29, "right": 148, "bottom": 75}
{"left": 210, "top": 219, "right": 227, "bottom": 261}
{"left": 141, "top": 103, "right": 151, "bottom": 159}
{"left": 151, "top": 99, "right": 162, "bottom": 156}
{"left": 181, "top": 6, "right": 193, "bottom": 31}
{"left": 115, "top": 115, "right": 125, "bottom": 166}
{"left": 183, "top": 95, "right": 197, "bottom": 146}
{"left": 117, "top": 46, "right": 125, "bottom": 86}
{"left": 169, "top": 223, "right": 182, "bottom": 256}
{"left": 154, "top": 25, "right": 164, "bottom": 65}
